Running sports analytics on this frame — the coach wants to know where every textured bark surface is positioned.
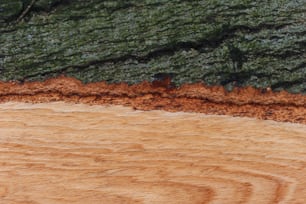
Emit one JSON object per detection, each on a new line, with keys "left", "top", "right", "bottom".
{"left": 0, "top": 1, "right": 305, "bottom": 93}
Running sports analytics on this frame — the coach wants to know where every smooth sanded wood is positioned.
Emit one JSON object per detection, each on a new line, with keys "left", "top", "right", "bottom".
{"left": 0, "top": 102, "right": 306, "bottom": 203}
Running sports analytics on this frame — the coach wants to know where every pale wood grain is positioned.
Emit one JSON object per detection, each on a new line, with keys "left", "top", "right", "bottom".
{"left": 0, "top": 102, "right": 305, "bottom": 204}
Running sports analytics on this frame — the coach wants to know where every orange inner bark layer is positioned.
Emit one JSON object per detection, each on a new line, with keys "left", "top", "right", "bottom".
{"left": 0, "top": 76, "right": 305, "bottom": 124}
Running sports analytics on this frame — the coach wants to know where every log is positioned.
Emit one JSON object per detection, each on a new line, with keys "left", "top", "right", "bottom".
{"left": 0, "top": 102, "right": 306, "bottom": 203}
{"left": 0, "top": 1, "right": 305, "bottom": 93}
{"left": 0, "top": 1, "right": 305, "bottom": 202}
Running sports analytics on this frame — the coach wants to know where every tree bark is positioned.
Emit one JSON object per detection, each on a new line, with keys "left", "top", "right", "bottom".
{"left": 0, "top": 0, "right": 305, "bottom": 93}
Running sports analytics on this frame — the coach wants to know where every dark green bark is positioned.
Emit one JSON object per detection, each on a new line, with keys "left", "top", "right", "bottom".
{"left": 0, "top": 0, "right": 305, "bottom": 93}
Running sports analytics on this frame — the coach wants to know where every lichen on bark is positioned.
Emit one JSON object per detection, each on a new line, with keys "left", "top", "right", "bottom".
{"left": 0, "top": 0, "right": 305, "bottom": 93}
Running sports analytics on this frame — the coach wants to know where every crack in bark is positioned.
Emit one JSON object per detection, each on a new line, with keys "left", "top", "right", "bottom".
{"left": 271, "top": 78, "right": 306, "bottom": 90}
{"left": 16, "top": 0, "right": 36, "bottom": 23}
{"left": 19, "top": 35, "right": 232, "bottom": 81}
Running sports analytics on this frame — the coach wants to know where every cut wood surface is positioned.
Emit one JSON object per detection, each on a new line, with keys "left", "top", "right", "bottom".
{"left": 0, "top": 102, "right": 306, "bottom": 203}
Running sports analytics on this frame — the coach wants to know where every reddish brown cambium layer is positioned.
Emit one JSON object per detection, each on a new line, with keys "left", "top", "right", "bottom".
{"left": 0, "top": 76, "right": 305, "bottom": 124}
